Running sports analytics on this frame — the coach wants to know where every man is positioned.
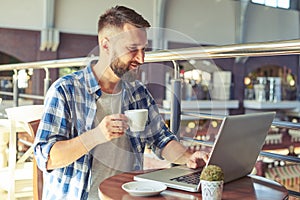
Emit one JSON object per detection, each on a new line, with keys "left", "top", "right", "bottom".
{"left": 34, "top": 6, "right": 207, "bottom": 200}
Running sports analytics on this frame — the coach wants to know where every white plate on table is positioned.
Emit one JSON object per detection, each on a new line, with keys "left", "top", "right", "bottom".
{"left": 122, "top": 181, "right": 167, "bottom": 197}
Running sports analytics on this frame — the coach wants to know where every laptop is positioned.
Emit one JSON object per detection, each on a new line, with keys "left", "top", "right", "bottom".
{"left": 134, "top": 112, "right": 276, "bottom": 192}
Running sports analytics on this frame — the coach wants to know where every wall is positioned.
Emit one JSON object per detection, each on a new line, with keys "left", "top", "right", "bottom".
{"left": 0, "top": 0, "right": 298, "bottom": 45}
{"left": 245, "top": 3, "right": 299, "bottom": 42}
{"left": 0, "top": 0, "right": 43, "bottom": 31}
{"left": 54, "top": 0, "right": 154, "bottom": 35}
{"left": 164, "top": 0, "right": 236, "bottom": 45}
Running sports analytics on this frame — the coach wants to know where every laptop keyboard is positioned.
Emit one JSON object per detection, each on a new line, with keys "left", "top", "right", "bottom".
{"left": 170, "top": 171, "right": 201, "bottom": 185}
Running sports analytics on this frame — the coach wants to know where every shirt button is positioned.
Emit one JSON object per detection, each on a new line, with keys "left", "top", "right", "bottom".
{"left": 137, "top": 146, "right": 142, "bottom": 152}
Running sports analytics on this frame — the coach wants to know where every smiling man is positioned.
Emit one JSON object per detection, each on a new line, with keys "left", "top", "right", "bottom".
{"left": 34, "top": 6, "right": 208, "bottom": 200}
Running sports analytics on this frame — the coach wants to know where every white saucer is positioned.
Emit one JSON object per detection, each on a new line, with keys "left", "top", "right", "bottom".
{"left": 122, "top": 181, "right": 167, "bottom": 197}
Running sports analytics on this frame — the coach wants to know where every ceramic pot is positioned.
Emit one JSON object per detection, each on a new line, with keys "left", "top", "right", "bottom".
{"left": 200, "top": 180, "right": 223, "bottom": 200}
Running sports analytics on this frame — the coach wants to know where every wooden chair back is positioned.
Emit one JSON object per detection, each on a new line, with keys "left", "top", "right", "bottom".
{"left": 5, "top": 105, "right": 44, "bottom": 200}
{"left": 28, "top": 119, "right": 43, "bottom": 200}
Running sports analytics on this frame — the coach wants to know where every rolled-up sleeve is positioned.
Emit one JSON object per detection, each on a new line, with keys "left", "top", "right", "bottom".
{"left": 151, "top": 125, "right": 178, "bottom": 159}
{"left": 33, "top": 83, "right": 71, "bottom": 172}
{"left": 143, "top": 88, "right": 178, "bottom": 159}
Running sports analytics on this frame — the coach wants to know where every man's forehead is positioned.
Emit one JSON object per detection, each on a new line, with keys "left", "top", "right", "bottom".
{"left": 115, "top": 26, "right": 148, "bottom": 46}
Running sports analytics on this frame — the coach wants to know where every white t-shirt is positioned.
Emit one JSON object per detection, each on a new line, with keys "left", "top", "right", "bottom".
{"left": 89, "top": 91, "right": 135, "bottom": 200}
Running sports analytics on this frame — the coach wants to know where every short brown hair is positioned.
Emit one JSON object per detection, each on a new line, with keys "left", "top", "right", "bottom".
{"left": 98, "top": 5, "right": 151, "bottom": 33}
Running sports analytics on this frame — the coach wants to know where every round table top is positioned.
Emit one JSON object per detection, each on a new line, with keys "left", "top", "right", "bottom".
{"left": 99, "top": 169, "right": 289, "bottom": 200}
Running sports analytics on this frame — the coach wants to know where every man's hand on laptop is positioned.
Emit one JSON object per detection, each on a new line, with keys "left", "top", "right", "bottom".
{"left": 186, "top": 151, "right": 208, "bottom": 169}
{"left": 162, "top": 140, "right": 208, "bottom": 168}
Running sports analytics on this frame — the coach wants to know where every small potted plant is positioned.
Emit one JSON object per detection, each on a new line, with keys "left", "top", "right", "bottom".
{"left": 200, "top": 165, "right": 224, "bottom": 200}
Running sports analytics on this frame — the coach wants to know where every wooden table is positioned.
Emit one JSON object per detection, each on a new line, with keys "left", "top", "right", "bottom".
{"left": 99, "top": 170, "right": 289, "bottom": 200}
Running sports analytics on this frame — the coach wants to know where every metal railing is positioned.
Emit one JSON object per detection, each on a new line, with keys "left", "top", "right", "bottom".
{"left": 1, "top": 38, "right": 300, "bottom": 197}
{"left": 1, "top": 39, "right": 300, "bottom": 71}
{"left": 179, "top": 111, "right": 300, "bottom": 198}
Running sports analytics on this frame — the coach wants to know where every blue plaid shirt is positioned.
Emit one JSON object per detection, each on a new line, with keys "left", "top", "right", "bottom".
{"left": 33, "top": 64, "right": 177, "bottom": 200}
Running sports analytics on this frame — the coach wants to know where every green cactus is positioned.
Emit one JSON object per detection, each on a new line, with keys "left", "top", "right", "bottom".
{"left": 200, "top": 165, "right": 224, "bottom": 181}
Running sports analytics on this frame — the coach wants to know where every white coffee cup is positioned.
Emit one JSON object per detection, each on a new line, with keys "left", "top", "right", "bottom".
{"left": 124, "top": 109, "right": 148, "bottom": 132}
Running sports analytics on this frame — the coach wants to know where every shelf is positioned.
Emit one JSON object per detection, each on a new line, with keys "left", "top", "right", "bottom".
{"left": 160, "top": 100, "right": 239, "bottom": 119}
{"left": 162, "top": 100, "right": 239, "bottom": 110}
{"left": 243, "top": 100, "right": 299, "bottom": 110}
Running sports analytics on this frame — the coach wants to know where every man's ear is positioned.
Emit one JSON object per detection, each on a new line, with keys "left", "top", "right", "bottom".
{"left": 100, "top": 37, "right": 109, "bottom": 52}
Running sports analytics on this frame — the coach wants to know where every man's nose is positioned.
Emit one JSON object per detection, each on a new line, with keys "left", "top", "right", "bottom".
{"left": 134, "top": 49, "right": 144, "bottom": 64}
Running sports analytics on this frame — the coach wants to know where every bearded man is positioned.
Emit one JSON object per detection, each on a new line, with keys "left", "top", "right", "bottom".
{"left": 34, "top": 5, "right": 207, "bottom": 200}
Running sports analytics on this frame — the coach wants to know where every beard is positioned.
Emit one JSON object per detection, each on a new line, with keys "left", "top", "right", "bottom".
{"left": 110, "top": 57, "right": 139, "bottom": 82}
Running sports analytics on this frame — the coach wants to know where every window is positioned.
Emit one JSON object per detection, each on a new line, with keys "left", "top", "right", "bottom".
{"left": 251, "top": 0, "right": 290, "bottom": 9}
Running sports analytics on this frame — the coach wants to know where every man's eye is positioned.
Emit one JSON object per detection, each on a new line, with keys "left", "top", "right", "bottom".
{"left": 128, "top": 47, "right": 138, "bottom": 52}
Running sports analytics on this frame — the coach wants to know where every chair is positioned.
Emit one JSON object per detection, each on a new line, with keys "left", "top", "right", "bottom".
{"left": 28, "top": 119, "right": 43, "bottom": 200}
{"left": 0, "top": 105, "right": 43, "bottom": 200}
